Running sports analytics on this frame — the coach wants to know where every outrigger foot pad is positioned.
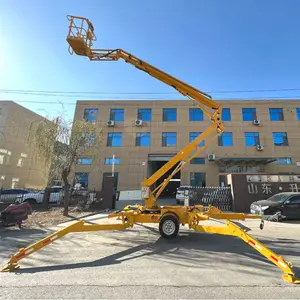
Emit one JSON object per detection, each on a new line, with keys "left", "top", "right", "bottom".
{"left": 282, "top": 274, "right": 300, "bottom": 284}
{"left": 1, "top": 263, "right": 20, "bottom": 272}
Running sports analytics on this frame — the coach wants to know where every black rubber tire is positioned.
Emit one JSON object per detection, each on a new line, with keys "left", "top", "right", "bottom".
{"left": 159, "top": 214, "right": 179, "bottom": 239}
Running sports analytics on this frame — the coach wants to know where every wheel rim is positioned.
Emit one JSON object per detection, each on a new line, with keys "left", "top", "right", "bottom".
{"left": 162, "top": 220, "right": 176, "bottom": 235}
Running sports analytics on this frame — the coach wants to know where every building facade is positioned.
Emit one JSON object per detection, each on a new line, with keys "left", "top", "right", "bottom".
{"left": 73, "top": 99, "right": 300, "bottom": 195}
{"left": 0, "top": 101, "right": 50, "bottom": 189}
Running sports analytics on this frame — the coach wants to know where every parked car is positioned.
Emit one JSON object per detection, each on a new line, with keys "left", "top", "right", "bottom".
{"left": 15, "top": 186, "right": 63, "bottom": 205}
{"left": 0, "top": 189, "right": 30, "bottom": 204}
{"left": 250, "top": 192, "right": 300, "bottom": 221}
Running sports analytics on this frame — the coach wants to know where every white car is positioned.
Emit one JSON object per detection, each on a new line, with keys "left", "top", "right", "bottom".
{"left": 15, "top": 186, "right": 63, "bottom": 204}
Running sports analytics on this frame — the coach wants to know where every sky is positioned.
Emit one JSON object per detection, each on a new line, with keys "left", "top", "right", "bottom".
{"left": 0, "top": 0, "right": 300, "bottom": 120}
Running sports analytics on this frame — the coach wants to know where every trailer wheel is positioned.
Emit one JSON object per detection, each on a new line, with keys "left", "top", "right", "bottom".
{"left": 159, "top": 214, "right": 179, "bottom": 239}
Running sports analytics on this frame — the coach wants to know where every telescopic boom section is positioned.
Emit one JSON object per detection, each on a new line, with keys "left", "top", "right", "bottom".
{"left": 66, "top": 15, "right": 224, "bottom": 208}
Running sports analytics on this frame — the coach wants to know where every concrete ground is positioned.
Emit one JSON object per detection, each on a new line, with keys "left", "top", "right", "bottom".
{"left": 1, "top": 213, "right": 300, "bottom": 299}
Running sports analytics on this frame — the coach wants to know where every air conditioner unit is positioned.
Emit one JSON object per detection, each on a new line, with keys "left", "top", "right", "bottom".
{"left": 253, "top": 119, "right": 260, "bottom": 125}
{"left": 256, "top": 144, "right": 264, "bottom": 151}
{"left": 135, "top": 119, "right": 143, "bottom": 126}
{"left": 207, "top": 154, "right": 216, "bottom": 161}
{"left": 106, "top": 120, "right": 115, "bottom": 127}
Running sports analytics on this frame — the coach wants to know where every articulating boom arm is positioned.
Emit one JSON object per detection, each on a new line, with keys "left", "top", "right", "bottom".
{"left": 66, "top": 15, "right": 224, "bottom": 208}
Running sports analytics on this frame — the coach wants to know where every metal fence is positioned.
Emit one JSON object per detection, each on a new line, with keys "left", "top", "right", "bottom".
{"left": 59, "top": 189, "right": 95, "bottom": 207}
{"left": 189, "top": 186, "right": 233, "bottom": 211}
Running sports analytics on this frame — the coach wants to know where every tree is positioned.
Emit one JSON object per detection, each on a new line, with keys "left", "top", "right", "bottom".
{"left": 27, "top": 115, "right": 103, "bottom": 216}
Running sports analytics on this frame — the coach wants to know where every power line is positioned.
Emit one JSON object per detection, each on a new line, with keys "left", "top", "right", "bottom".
{"left": 1, "top": 95, "right": 300, "bottom": 106}
{"left": 1, "top": 87, "right": 300, "bottom": 96}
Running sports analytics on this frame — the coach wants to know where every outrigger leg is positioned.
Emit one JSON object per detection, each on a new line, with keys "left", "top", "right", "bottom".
{"left": 1, "top": 219, "right": 131, "bottom": 272}
{"left": 189, "top": 216, "right": 300, "bottom": 284}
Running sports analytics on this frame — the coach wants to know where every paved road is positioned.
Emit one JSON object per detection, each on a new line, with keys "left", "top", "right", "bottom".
{"left": 1, "top": 216, "right": 300, "bottom": 299}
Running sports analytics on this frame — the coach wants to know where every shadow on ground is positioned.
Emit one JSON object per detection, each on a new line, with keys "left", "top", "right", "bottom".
{"left": 5, "top": 222, "right": 300, "bottom": 279}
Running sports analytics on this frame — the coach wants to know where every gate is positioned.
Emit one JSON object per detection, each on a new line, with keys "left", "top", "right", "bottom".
{"left": 189, "top": 186, "right": 233, "bottom": 211}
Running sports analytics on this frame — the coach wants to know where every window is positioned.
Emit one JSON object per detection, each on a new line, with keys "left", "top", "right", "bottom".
{"left": 190, "top": 172, "right": 206, "bottom": 187}
{"left": 219, "top": 175, "right": 228, "bottom": 187}
{"left": 83, "top": 108, "right": 98, "bottom": 122}
{"left": 105, "top": 157, "right": 120, "bottom": 165}
{"left": 218, "top": 132, "right": 233, "bottom": 146}
{"left": 189, "top": 108, "right": 203, "bottom": 121}
{"left": 244, "top": 132, "right": 260, "bottom": 146}
{"left": 190, "top": 157, "right": 205, "bottom": 164}
{"left": 275, "top": 157, "right": 292, "bottom": 165}
{"left": 269, "top": 108, "right": 284, "bottom": 121}
{"left": 162, "top": 132, "right": 176, "bottom": 147}
{"left": 77, "top": 158, "right": 93, "bottom": 165}
{"left": 273, "top": 132, "right": 288, "bottom": 146}
{"left": 222, "top": 108, "right": 231, "bottom": 121}
{"left": 162, "top": 108, "right": 176, "bottom": 122}
{"left": 137, "top": 108, "right": 152, "bottom": 121}
{"left": 288, "top": 196, "right": 300, "bottom": 204}
{"left": 189, "top": 132, "right": 205, "bottom": 147}
{"left": 74, "top": 172, "right": 89, "bottom": 188}
{"left": 107, "top": 132, "right": 123, "bottom": 147}
{"left": 297, "top": 108, "right": 300, "bottom": 120}
{"left": 110, "top": 109, "right": 124, "bottom": 121}
{"left": 136, "top": 132, "right": 150, "bottom": 146}
{"left": 242, "top": 108, "right": 257, "bottom": 121}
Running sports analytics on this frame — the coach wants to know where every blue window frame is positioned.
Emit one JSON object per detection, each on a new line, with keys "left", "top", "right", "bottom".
{"left": 74, "top": 172, "right": 89, "bottom": 188}
{"left": 136, "top": 132, "right": 150, "bottom": 146}
{"left": 189, "top": 108, "right": 203, "bottom": 121}
{"left": 105, "top": 157, "right": 120, "bottom": 165}
{"left": 162, "top": 108, "right": 176, "bottom": 122}
{"left": 273, "top": 132, "right": 288, "bottom": 146}
{"left": 275, "top": 157, "right": 292, "bottom": 165}
{"left": 189, "top": 132, "right": 205, "bottom": 147}
{"left": 77, "top": 158, "right": 93, "bottom": 165}
{"left": 110, "top": 109, "right": 124, "bottom": 121}
{"left": 242, "top": 108, "right": 257, "bottom": 121}
{"left": 107, "top": 132, "right": 122, "bottom": 147}
{"left": 137, "top": 108, "right": 152, "bottom": 121}
{"left": 269, "top": 108, "right": 284, "bottom": 121}
{"left": 244, "top": 132, "right": 260, "bottom": 146}
{"left": 83, "top": 108, "right": 98, "bottom": 122}
{"left": 296, "top": 108, "right": 300, "bottom": 120}
{"left": 190, "top": 157, "right": 205, "bottom": 164}
{"left": 162, "top": 132, "right": 176, "bottom": 146}
{"left": 222, "top": 108, "right": 231, "bottom": 121}
{"left": 218, "top": 132, "right": 233, "bottom": 146}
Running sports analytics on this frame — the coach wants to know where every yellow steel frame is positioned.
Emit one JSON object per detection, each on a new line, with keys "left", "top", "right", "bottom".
{"left": 3, "top": 15, "right": 298, "bottom": 285}
{"left": 1, "top": 206, "right": 300, "bottom": 284}
{"left": 66, "top": 15, "right": 224, "bottom": 209}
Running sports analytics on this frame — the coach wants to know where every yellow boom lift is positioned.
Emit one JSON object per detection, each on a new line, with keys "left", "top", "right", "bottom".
{"left": 2, "top": 15, "right": 300, "bottom": 284}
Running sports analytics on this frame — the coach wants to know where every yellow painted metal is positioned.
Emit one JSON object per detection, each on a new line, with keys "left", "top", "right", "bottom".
{"left": 3, "top": 15, "right": 296, "bottom": 284}
{"left": 191, "top": 219, "right": 300, "bottom": 284}
{"left": 1, "top": 206, "right": 300, "bottom": 284}
{"left": 1, "top": 220, "right": 130, "bottom": 272}
{"left": 65, "top": 15, "right": 224, "bottom": 209}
